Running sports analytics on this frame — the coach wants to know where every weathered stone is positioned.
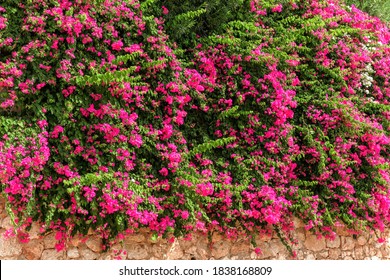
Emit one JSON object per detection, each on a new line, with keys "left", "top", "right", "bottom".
{"left": 363, "top": 245, "right": 370, "bottom": 256}
{"left": 195, "top": 239, "right": 210, "bottom": 260}
{"left": 70, "top": 236, "right": 84, "bottom": 247}
{"left": 292, "top": 217, "right": 305, "bottom": 229}
{"left": 250, "top": 251, "right": 258, "bottom": 259}
{"left": 257, "top": 244, "right": 273, "bottom": 259}
{"left": 79, "top": 248, "right": 98, "bottom": 260}
{"left": 353, "top": 246, "right": 364, "bottom": 259}
{"left": 380, "top": 247, "right": 390, "bottom": 258}
{"left": 67, "top": 247, "right": 80, "bottom": 259}
{"left": 126, "top": 243, "right": 149, "bottom": 260}
{"left": 341, "top": 251, "right": 352, "bottom": 258}
{"left": 335, "top": 226, "right": 349, "bottom": 236}
{"left": 341, "top": 237, "right": 355, "bottom": 251}
{"left": 328, "top": 249, "right": 341, "bottom": 259}
{"left": 211, "top": 240, "right": 230, "bottom": 259}
{"left": 211, "top": 233, "right": 224, "bottom": 243}
{"left": 295, "top": 228, "right": 306, "bottom": 244}
{"left": 43, "top": 233, "right": 56, "bottom": 249}
{"left": 196, "top": 246, "right": 209, "bottom": 260}
{"left": 41, "top": 249, "right": 64, "bottom": 260}
{"left": 369, "top": 248, "right": 377, "bottom": 257}
{"left": 305, "top": 254, "right": 316, "bottom": 260}
{"left": 125, "top": 234, "right": 146, "bottom": 243}
{"left": 304, "top": 235, "right": 326, "bottom": 252}
{"left": 166, "top": 240, "right": 184, "bottom": 260}
{"left": 255, "top": 233, "right": 273, "bottom": 242}
{"left": 178, "top": 238, "right": 195, "bottom": 251}
{"left": 230, "top": 241, "right": 250, "bottom": 257}
{"left": 269, "top": 239, "right": 288, "bottom": 255}
{"left": 98, "top": 253, "right": 113, "bottom": 260}
{"left": 317, "top": 251, "right": 329, "bottom": 259}
{"left": 0, "top": 235, "right": 22, "bottom": 257}
{"left": 184, "top": 246, "right": 197, "bottom": 255}
{"left": 326, "top": 236, "right": 340, "bottom": 248}
{"left": 1, "top": 256, "right": 22, "bottom": 260}
{"left": 357, "top": 236, "right": 367, "bottom": 246}
{"left": 1, "top": 216, "right": 13, "bottom": 230}
{"left": 149, "top": 244, "right": 164, "bottom": 259}
{"left": 28, "top": 223, "right": 42, "bottom": 240}
{"left": 276, "top": 253, "right": 289, "bottom": 260}
{"left": 23, "top": 240, "right": 44, "bottom": 260}
{"left": 296, "top": 250, "right": 304, "bottom": 260}
{"left": 86, "top": 236, "right": 102, "bottom": 253}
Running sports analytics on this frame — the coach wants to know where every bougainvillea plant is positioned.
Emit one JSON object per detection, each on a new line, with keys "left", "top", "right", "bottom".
{"left": 0, "top": 0, "right": 389, "bottom": 255}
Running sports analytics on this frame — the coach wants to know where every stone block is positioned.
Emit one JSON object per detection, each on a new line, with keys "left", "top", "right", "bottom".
{"left": 328, "top": 249, "right": 341, "bottom": 259}
{"left": 23, "top": 240, "right": 44, "bottom": 260}
{"left": 341, "top": 236, "right": 355, "bottom": 251}
{"left": 304, "top": 235, "right": 326, "bottom": 252}
{"left": 41, "top": 249, "right": 64, "bottom": 260}
{"left": 326, "top": 236, "right": 340, "bottom": 248}
{"left": 230, "top": 241, "right": 250, "bottom": 258}
{"left": 268, "top": 239, "right": 288, "bottom": 255}
{"left": 166, "top": 240, "right": 184, "bottom": 260}
{"left": 305, "top": 254, "right": 315, "bottom": 260}
{"left": 1, "top": 216, "right": 13, "bottom": 230}
{"left": 125, "top": 243, "right": 149, "bottom": 260}
{"left": 211, "top": 240, "right": 230, "bottom": 259}
{"left": 0, "top": 235, "right": 22, "bottom": 258}
{"left": 125, "top": 234, "right": 146, "bottom": 243}
{"left": 43, "top": 233, "right": 56, "bottom": 249}
{"left": 357, "top": 236, "right": 367, "bottom": 246}
{"left": 67, "top": 247, "right": 80, "bottom": 259}
{"left": 353, "top": 246, "right": 364, "bottom": 259}
{"left": 86, "top": 236, "right": 102, "bottom": 253}
{"left": 317, "top": 251, "right": 329, "bottom": 259}
{"left": 79, "top": 248, "right": 98, "bottom": 260}
{"left": 292, "top": 217, "right": 305, "bottom": 229}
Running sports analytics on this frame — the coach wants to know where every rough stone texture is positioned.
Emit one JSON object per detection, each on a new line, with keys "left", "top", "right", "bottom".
{"left": 341, "top": 236, "right": 355, "bottom": 251}
{"left": 328, "top": 248, "right": 341, "bottom": 259}
{"left": 67, "top": 247, "right": 80, "bottom": 259}
{"left": 125, "top": 243, "right": 149, "bottom": 260}
{"left": 0, "top": 232, "right": 23, "bottom": 257}
{"left": 22, "top": 239, "right": 44, "bottom": 260}
{"left": 304, "top": 235, "right": 326, "bottom": 252}
{"left": 0, "top": 196, "right": 390, "bottom": 260}
{"left": 211, "top": 240, "right": 231, "bottom": 259}
{"left": 86, "top": 236, "right": 102, "bottom": 253}
{"left": 357, "top": 236, "right": 367, "bottom": 246}
{"left": 230, "top": 241, "right": 251, "bottom": 258}
{"left": 43, "top": 233, "right": 57, "bottom": 249}
{"left": 1, "top": 216, "right": 13, "bottom": 230}
{"left": 326, "top": 236, "right": 341, "bottom": 248}
{"left": 41, "top": 249, "right": 65, "bottom": 260}
{"left": 166, "top": 240, "right": 184, "bottom": 260}
{"left": 79, "top": 248, "right": 98, "bottom": 260}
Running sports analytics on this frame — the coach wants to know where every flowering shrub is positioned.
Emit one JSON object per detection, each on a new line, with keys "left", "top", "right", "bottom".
{"left": 0, "top": 0, "right": 389, "bottom": 254}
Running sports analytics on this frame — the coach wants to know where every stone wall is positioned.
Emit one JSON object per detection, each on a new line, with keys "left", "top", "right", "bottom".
{"left": 1, "top": 197, "right": 389, "bottom": 260}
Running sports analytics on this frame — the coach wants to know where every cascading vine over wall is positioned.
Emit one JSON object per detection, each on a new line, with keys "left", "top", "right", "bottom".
{"left": 0, "top": 0, "right": 390, "bottom": 256}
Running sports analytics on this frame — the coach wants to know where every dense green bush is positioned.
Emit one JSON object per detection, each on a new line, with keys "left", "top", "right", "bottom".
{"left": 0, "top": 0, "right": 389, "bottom": 255}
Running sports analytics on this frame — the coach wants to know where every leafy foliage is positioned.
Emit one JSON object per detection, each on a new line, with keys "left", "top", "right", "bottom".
{"left": 0, "top": 0, "right": 389, "bottom": 254}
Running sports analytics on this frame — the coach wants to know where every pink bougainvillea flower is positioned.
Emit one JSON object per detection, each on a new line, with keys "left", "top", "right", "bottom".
{"left": 111, "top": 40, "right": 123, "bottom": 51}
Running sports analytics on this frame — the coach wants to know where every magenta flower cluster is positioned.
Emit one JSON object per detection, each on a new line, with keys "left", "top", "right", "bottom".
{"left": 0, "top": 0, "right": 389, "bottom": 254}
